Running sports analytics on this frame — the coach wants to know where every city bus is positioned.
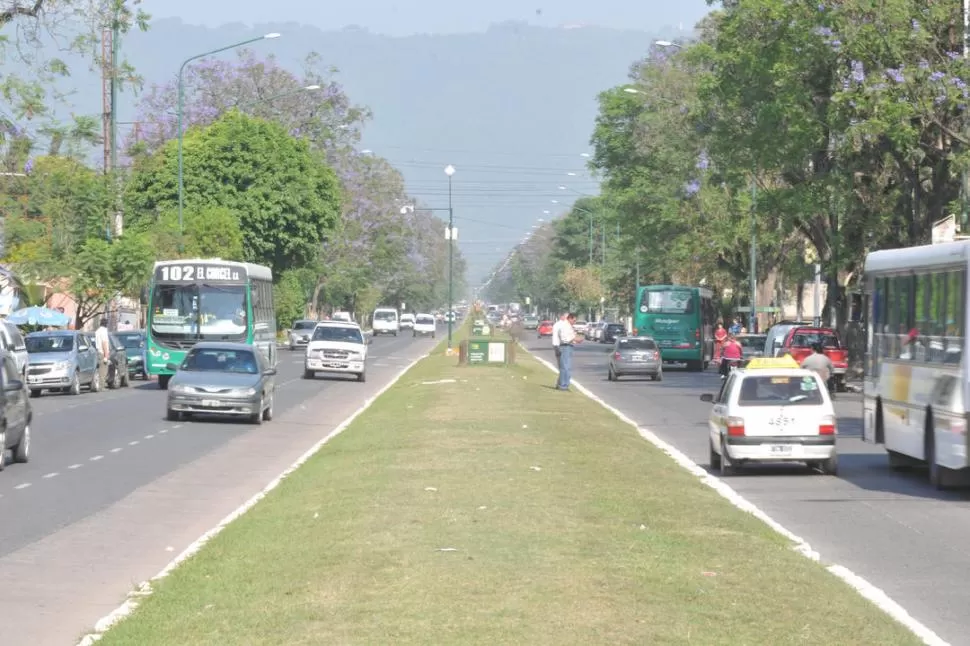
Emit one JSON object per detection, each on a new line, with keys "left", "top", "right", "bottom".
{"left": 145, "top": 259, "right": 276, "bottom": 389}
{"left": 633, "top": 284, "right": 716, "bottom": 371}
{"left": 862, "top": 240, "right": 968, "bottom": 488}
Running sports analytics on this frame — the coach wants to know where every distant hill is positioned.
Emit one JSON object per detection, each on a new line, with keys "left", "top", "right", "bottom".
{"left": 17, "top": 19, "right": 696, "bottom": 282}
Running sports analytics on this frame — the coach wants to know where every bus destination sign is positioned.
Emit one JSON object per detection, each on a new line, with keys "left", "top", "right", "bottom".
{"left": 154, "top": 263, "right": 245, "bottom": 283}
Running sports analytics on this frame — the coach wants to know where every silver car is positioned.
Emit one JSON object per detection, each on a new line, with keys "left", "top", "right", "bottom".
{"left": 609, "top": 336, "right": 663, "bottom": 381}
{"left": 288, "top": 320, "right": 318, "bottom": 351}
{"left": 165, "top": 342, "right": 277, "bottom": 424}
{"left": 24, "top": 330, "right": 101, "bottom": 396}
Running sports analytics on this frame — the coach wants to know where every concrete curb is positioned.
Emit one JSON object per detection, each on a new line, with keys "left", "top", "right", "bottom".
{"left": 516, "top": 340, "right": 948, "bottom": 646}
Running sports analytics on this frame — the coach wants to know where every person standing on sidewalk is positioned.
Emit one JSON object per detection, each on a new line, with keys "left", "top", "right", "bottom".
{"left": 714, "top": 322, "right": 727, "bottom": 363}
{"left": 556, "top": 313, "right": 582, "bottom": 391}
{"left": 94, "top": 318, "right": 111, "bottom": 388}
{"left": 551, "top": 312, "right": 567, "bottom": 370}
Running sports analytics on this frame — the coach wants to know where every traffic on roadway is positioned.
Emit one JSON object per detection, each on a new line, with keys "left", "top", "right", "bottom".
{"left": 520, "top": 333, "right": 970, "bottom": 645}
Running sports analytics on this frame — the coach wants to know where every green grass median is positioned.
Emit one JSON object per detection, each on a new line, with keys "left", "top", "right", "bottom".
{"left": 94, "top": 333, "right": 920, "bottom": 646}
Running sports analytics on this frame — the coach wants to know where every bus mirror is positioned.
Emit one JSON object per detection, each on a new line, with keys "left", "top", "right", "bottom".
{"left": 165, "top": 362, "right": 179, "bottom": 372}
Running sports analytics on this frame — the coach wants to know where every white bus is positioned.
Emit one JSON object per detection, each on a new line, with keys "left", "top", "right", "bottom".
{"left": 146, "top": 258, "right": 276, "bottom": 389}
{"left": 862, "top": 240, "right": 967, "bottom": 488}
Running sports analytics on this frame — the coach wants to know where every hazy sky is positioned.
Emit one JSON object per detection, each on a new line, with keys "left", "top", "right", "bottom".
{"left": 138, "top": 0, "right": 712, "bottom": 37}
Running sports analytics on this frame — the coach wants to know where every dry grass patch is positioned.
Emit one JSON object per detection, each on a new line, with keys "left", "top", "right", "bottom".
{"left": 94, "top": 334, "right": 921, "bottom": 646}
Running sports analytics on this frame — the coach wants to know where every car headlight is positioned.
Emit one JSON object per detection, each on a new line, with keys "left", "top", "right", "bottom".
{"left": 53, "top": 361, "right": 72, "bottom": 371}
{"left": 348, "top": 352, "right": 363, "bottom": 360}
{"left": 229, "top": 387, "right": 257, "bottom": 396}
{"left": 170, "top": 384, "right": 191, "bottom": 394}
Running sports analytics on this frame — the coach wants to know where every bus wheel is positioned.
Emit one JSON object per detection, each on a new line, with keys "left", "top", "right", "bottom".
{"left": 926, "top": 415, "right": 955, "bottom": 489}
{"left": 158, "top": 374, "right": 171, "bottom": 390}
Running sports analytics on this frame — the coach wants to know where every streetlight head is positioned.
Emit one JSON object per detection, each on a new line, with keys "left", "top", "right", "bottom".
{"left": 624, "top": 87, "right": 639, "bottom": 94}
{"left": 304, "top": 84, "right": 321, "bottom": 91}
{"left": 263, "top": 32, "right": 282, "bottom": 39}
{"left": 655, "top": 40, "right": 681, "bottom": 48}
{"left": 444, "top": 164, "right": 456, "bottom": 176}
{"left": 361, "top": 149, "right": 372, "bottom": 154}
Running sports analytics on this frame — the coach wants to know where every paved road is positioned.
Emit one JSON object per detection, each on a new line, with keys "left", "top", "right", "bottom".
{"left": 525, "top": 339, "right": 970, "bottom": 646}
{"left": 0, "top": 333, "right": 434, "bottom": 646}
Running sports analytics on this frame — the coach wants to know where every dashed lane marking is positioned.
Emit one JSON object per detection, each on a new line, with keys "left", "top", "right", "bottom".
{"left": 128, "top": 440, "right": 139, "bottom": 446}
{"left": 42, "top": 472, "right": 58, "bottom": 479}
{"left": 68, "top": 464, "right": 82, "bottom": 470}
{"left": 144, "top": 434, "right": 154, "bottom": 439}
{"left": 90, "top": 455, "right": 103, "bottom": 461}
{"left": 14, "top": 483, "right": 30, "bottom": 490}
{"left": 110, "top": 448, "right": 122, "bottom": 453}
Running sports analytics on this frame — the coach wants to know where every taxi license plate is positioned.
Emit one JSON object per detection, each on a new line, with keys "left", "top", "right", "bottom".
{"left": 201, "top": 399, "right": 221, "bottom": 408}
{"left": 769, "top": 445, "right": 792, "bottom": 455}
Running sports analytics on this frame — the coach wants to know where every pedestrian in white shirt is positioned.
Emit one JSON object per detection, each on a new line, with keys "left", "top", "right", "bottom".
{"left": 551, "top": 313, "right": 568, "bottom": 368}
{"left": 556, "top": 312, "right": 582, "bottom": 390}
{"left": 94, "top": 318, "right": 111, "bottom": 388}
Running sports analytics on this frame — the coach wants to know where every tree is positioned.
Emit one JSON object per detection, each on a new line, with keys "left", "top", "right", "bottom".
{"left": 123, "top": 111, "right": 342, "bottom": 277}
{"left": 560, "top": 265, "right": 603, "bottom": 312}
{"left": 274, "top": 270, "right": 307, "bottom": 330}
{"left": 147, "top": 207, "right": 246, "bottom": 260}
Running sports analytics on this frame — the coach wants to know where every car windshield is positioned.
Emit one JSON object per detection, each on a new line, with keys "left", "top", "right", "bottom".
{"left": 117, "top": 334, "right": 144, "bottom": 350}
{"left": 643, "top": 289, "right": 694, "bottom": 314}
{"left": 182, "top": 348, "right": 258, "bottom": 374}
{"left": 789, "top": 332, "right": 840, "bottom": 348}
{"left": 150, "top": 283, "right": 248, "bottom": 341}
{"left": 313, "top": 326, "right": 364, "bottom": 344}
{"left": 618, "top": 338, "right": 657, "bottom": 350}
{"left": 607, "top": 324, "right": 625, "bottom": 331}
{"left": 738, "top": 335, "right": 766, "bottom": 348}
{"left": 293, "top": 321, "right": 316, "bottom": 330}
{"left": 374, "top": 311, "right": 396, "bottom": 321}
{"left": 737, "top": 375, "right": 824, "bottom": 406}
{"left": 26, "top": 335, "right": 74, "bottom": 353}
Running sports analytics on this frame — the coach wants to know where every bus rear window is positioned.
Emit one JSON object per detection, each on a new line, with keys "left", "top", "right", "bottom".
{"left": 643, "top": 290, "right": 694, "bottom": 314}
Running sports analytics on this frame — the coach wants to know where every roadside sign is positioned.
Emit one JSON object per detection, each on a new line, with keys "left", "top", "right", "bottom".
{"left": 463, "top": 339, "right": 512, "bottom": 365}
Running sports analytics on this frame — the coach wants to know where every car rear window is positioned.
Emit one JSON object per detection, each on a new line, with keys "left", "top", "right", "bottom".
{"left": 738, "top": 336, "right": 766, "bottom": 348}
{"left": 618, "top": 338, "right": 656, "bottom": 350}
{"left": 789, "top": 331, "right": 840, "bottom": 348}
{"left": 736, "top": 375, "right": 824, "bottom": 406}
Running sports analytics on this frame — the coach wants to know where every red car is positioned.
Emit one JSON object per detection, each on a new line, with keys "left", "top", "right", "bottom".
{"left": 537, "top": 320, "right": 554, "bottom": 338}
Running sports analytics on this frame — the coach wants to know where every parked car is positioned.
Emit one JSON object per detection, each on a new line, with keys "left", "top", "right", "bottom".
{"left": 24, "top": 330, "right": 101, "bottom": 397}
{"left": 0, "top": 320, "right": 28, "bottom": 378}
{"left": 288, "top": 320, "right": 318, "bottom": 351}
{"left": 304, "top": 321, "right": 370, "bottom": 382}
{"left": 115, "top": 330, "right": 147, "bottom": 380}
{"left": 106, "top": 333, "right": 132, "bottom": 389}
{"left": 0, "top": 350, "right": 30, "bottom": 470}
{"left": 521, "top": 315, "right": 539, "bottom": 330}
{"left": 165, "top": 342, "right": 277, "bottom": 424}
{"left": 537, "top": 320, "right": 554, "bottom": 338}
{"left": 737, "top": 334, "right": 767, "bottom": 360}
{"left": 573, "top": 320, "right": 589, "bottom": 335}
{"left": 413, "top": 313, "right": 437, "bottom": 338}
{"left": 609, "top": 336, "right": 663, "bottom": 381}
{"left": 601, "top": 323, "right": 626, "bottom": 344}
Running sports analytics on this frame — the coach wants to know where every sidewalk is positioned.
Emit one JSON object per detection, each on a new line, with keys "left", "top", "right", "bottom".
{"left": 93, "top": 334, "right": 919, "bottom": 646}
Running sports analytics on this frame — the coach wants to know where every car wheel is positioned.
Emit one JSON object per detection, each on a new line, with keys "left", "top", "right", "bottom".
{"left": 817, "top": 453, "right": 838, "bottom": 476}
{"left": 432, "top": 333, "right": 436, "bottom": 339}
{"left": 11, "top": 422, "right": 29, "bottom": 463}
{"left": 708, "top": 438, "right": 721, "bottom": 470}
{"left": 89, "top": 370, "right": 102, "bottom": 393}
{"left": 303, "top": 369, "right": 314, "bottom": 379}
{"left": 290, "top": 345, "right": 296, "bottom": 351}
{"left": 112, "top": 365, "right": 122, "bottom": 389}
{"left": 69, "top": 371, "right": 82, "bottom": 396}
{"left": 262, "top": 395, "right": 274, "bottom": 421}
{"left": 29, "top": 389, "right": 41, "bottom": 398}
{"left": 357, "top": 371, "right": 366, "bottom": 383}
{"left": 121, "top": 370, "right": 130, "bottom": 387}
{"left": 251, "top": 398, "right": 264, "bottom": 425}
{"left": 166, "top": 408, "right": 182, "bottom": 422}
{"left": 719, "top": 438, "right": 736, "bottom": 476}
{"left": 0, "top": 428, "right": 6, "bottom": 471}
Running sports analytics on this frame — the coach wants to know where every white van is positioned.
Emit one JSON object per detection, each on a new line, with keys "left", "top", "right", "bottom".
{"left": 372, "top": 307, "right": 400, "bottom": 336}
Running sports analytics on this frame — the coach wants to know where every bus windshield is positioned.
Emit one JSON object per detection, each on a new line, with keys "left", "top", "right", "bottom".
{"left": 150, "top": 283, "right": 249, "bottom": 341}
{"left": 643, "top": 290, "right": 694, "bottom": 314}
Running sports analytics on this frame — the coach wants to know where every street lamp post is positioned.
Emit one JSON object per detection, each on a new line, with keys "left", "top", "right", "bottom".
{"left": 177, "top": 32, "right": 281, "bottom": 239}
{"left": 445, "top": 164, "right": 456, "bottom": 350}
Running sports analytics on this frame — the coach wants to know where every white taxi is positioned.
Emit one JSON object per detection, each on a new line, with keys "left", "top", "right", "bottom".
{"left": 304, "top": 321, "right": 371, "bottom": 383}
{"left": 700, "top": 356, "right": 838, "bottom": 476}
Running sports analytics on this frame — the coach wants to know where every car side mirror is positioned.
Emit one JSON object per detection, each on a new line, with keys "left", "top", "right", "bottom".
{"left": 4, "top": 379, "right": 24, "bottom": 392}
{"left": 263, "top": 368, "right": 277, "bottom": 376}
{"left": 700, "top": 393, "right": 715, "bottom": 403}
{"left": 165, "top": 362, "right": 179, "bottom": 372}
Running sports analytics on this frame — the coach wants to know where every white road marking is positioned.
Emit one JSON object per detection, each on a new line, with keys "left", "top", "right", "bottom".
{"left": 14, "top": 483, "right": 30, "bottom": 490}
{"left": 68, "top": 464, "right": 82, "bottom": 470}
{"left": 172, "top": 424, "right": 183, "bottom": 429}
{"left": 110, "top": 448, "right": 122, "bottom": 453}
{"left": 76, "top": 349, "right": 431, "bottom": 645}
{"left": 90, "top": 455, "right": 103, "bottom": 461}
{"left": 128, "top": 440, "right": 139, "bottom": 446}
{"left": 144, "top": 434, "right": 154, "bottom": 439}
{"left": 525, "top": 348, "right": 950, "bottom": 646}
{"left": 158, "top": 429, "right": 168, "bottom": 434}
{"left": 42, "top": 472, "right": 59, "bottom": 479}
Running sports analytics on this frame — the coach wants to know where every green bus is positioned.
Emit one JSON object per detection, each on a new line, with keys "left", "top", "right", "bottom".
{"left": 633, "top": 284, "right": 716, "bottom": 371}
{"left": 145, "top": 259, "right": 276, "bottom": 389}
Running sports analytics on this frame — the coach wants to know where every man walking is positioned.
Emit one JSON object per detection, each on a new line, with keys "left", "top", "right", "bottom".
{"left": 555, "top": 312, "right": 582, "bottom": 390}
{"left": 95, "top": 318, "right": 111, "bottom": 388}
{"left": 799, "top": 342, "right": 834, "bottom": 398}
{"left": 551, "top": 312, "right": 567, "bottom": 369}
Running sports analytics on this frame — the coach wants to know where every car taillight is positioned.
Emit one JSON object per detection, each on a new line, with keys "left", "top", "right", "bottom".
{"left": 613, "top": 352, "right": 622, "bottom": 360}
{"left": 727, "top": 417, "right": 745, "bottom": 436}
{"left": 819, "top": 414, "right": 836, "bottom": 435}
{"left": 695, "top": 329, "right": 700, "bottom": 339}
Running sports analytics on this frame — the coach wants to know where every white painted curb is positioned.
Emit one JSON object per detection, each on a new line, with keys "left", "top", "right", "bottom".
{"left": 528, "top": 349, "right": 949, "bottom": 646}
{"left": 76, "top": 349, "right": 430, "bottom": 645}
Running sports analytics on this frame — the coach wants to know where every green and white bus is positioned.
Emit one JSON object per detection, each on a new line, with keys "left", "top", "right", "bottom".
{"left": 145, "top": 259, "right": 276, "bottom": 389}
{"left": 633, "top": 284, "right": 716, "bottom": 371}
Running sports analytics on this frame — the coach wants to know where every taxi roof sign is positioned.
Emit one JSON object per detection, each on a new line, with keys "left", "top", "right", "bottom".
{"left": 744, "top": 356, "right": 800, "bottom": 370}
